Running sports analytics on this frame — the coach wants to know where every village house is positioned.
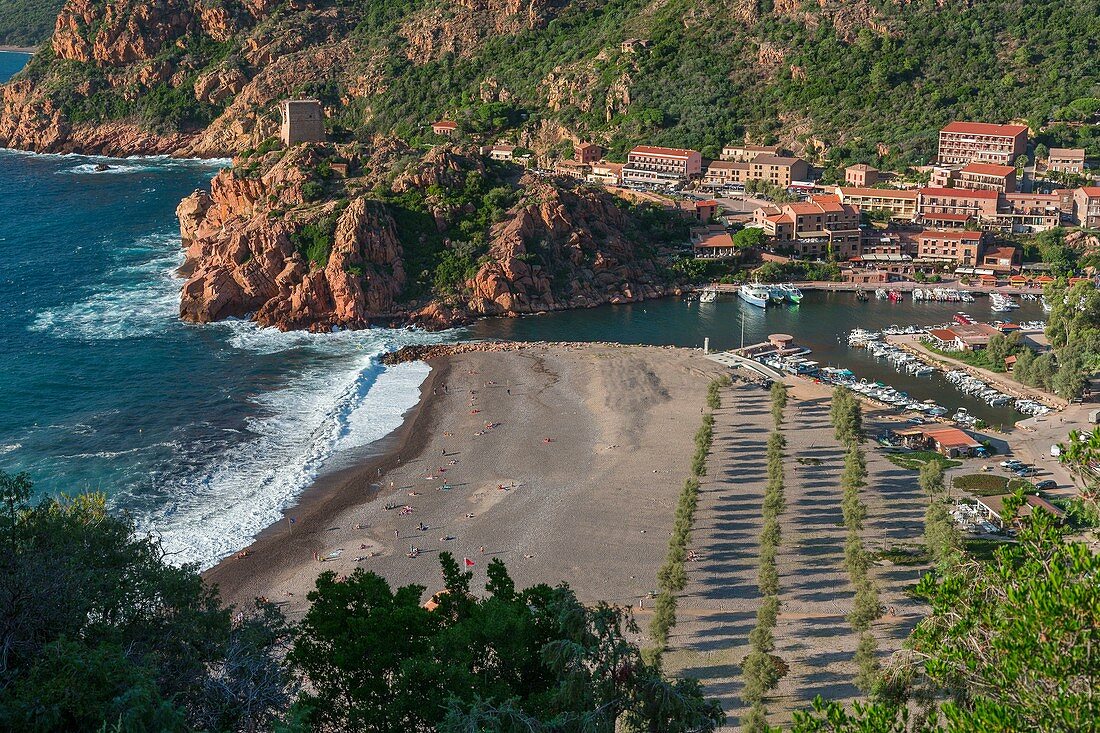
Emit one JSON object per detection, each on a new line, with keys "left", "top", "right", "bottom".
{"left": 845, "top": 164, "right": 879, "bottom": 187}
{"left": 975, "top": 493, "right": 1065, "bottom": 530}
{"left": 720, "top": 143, "right": 783, "bottom": 162}
{"left": 575, "top": 142, "right": 603, "bottom": 164}
{"left": 691, "top": 224, "right": 738, "bottom": 259}
{"left": 916, "top": 230, "right": 984, "bottom": 266}
{"left": 753, "top": 195, "right": 861, "bottom": 259}
{"left": 704, "top": 160, "right": 749, "bottom": 186}
{"left": 1074, "top": 186, "right": 1100, "bottom": 229}
{"left": 957, "top": 162, "right": 1017, "bottom": 193}
{"left": 553, "top": 159, "right": 589, "bottom": 179}
{"left": 749, "top": 155, "right": 810, "bottom": 187}
{"left": 280, "top": 99, "right": 325, "bottom": 146}
{"left": 587, "top": 162, "right": 623, "bottom": 186}
{"left": 1047, "top": 148, "right": 1086, "bottom": 175}
{"left": 893, "top": 426, "right": 984, "bottom": 457}
{"left": 622, "top": 145, "right": 702, "bottom": 185}
{"left": 432, "top": 119, "right": 458, "bottom": 136}
{"left": 937, "top": 121, "right": 1029, "bottom": 165}
{"left": 980, "top": 244, "right": 1022, "bottom": 273}
{"left": 834, "top": 186, "right": 917, "bottom": 219}
{"left": 481, "top": 144, "right": 516, "bottom": 161}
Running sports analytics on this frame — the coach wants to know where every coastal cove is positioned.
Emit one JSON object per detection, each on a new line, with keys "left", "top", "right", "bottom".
{"left": 0, "top": 51, "right": 1045, "bottom": 575}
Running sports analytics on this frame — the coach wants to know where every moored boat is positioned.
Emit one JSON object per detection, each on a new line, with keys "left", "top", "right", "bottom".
{"left": 738, "top": 283, "right": 770, "bottom": 308}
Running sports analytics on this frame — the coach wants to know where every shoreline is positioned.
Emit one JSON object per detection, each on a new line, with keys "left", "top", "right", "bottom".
{"left": 202, "top": 356, "right": 449, "bottom": 596}
{"left": 203, "top": 341, "right": 723, "bottom": 617}
{"left": 0, "top": 46, "right": 35, "bottom": 54}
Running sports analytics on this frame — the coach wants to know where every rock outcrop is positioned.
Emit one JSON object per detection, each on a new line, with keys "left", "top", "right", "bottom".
{"left": 177, "top": 146, "right": 682, "bottom": 332}
{"left": 466, "top": 174, "right": 674, "bottom": 316}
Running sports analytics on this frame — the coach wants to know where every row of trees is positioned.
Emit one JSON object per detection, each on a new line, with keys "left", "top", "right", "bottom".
{"left": 919, "top": 460, "right": 962, "bottom": 570}
{"left": 789, "top": 512, "right": 1097, "bottom": 732}
{"left": 831, "top": 388, "right": 882, "bottom": 694}
{"left": 650, "top": 377, "right": 726, "bottom": 656}
{"left": 740, "top": 382, "right": 790, "bottom": 732}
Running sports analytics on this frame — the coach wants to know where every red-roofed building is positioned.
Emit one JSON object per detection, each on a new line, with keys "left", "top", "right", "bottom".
{"left": 575, "top": 142, "right": 603, "bottom": 164}
{"left": 918, "top": 187, "right": 1000, "bottom": 219}
{"left": 432, "top": 120, "right": 458, "bottom": 136}
{"left": 845, "top": 164, "right": 879, "bottom": 187}
{"left": 981, "top": 245, "right": 1022, "bottom": 273}
{"left": 916, "top": 230, "right": 983, "bottom": 265}
{"left": 691, "top": 225, "right": 738, "bottom": 259}
{"left": 704, "top": 160, "right": 750, "bottom": 186}
{"left": 623, "top": 146, "right": 702, "bottom": 185}
{"left": 920, "top": 211, "right": 972, "bottom": 229}
{"left": 752, "top": 195, "right": 860, "bottom": 258}
{"left": 958, "top": 162, "right": 1017, "bottom": 193}
{"left": 894, "top": 425, "right": 985, "bottom": 457}
{"left": 938, "top": 121, "right": 1028, "bottom": 165}
{"left": 1074, "top": 187, "right": 1100, "bottom": 229}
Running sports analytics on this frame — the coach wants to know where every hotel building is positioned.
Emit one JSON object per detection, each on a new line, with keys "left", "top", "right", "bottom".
{"left": 937, "top": 121, "right": 1028, "bottom": 165}
{"left": 622, "top": 145, "right": 702, "bottom": 185}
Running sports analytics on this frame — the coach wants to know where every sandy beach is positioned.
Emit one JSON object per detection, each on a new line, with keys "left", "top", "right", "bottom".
{"left": 205, "top": 343, "right": 727, "bottom": 622}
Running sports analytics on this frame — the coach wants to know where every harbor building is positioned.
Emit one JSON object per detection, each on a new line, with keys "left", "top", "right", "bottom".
{"left": 1047, "top": 148, "right": 1086, "bottom": 175}
{"left": 753, "top": 195, "right": 861, "bottom": 259}
{"left": 622, "top": 145, "right": 702, "bottom": 185}
{"left": 937, "top": 121, "right": 1028, "bottom": 165}
{"left": 279, "top": 99, "right": 325, "bottom": 146}
{"left": 916, "top": 230, "right": 983, "bottom": 266}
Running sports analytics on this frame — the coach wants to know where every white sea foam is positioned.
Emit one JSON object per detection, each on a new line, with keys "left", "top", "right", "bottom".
{"left": 138, "top": 331, "right": 441, "bottom": 569}
{"left": 0, "top": 443, "right": 21, "bottom": 455}
{"left": 29, "top": 232, "right": 183, "bottom": 340}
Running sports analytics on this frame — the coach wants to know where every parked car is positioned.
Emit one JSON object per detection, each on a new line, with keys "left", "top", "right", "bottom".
{"left": 1034, "top": 479, "right": 1058, "bottom": 490}
{"left": 1000, "top": 459, "right": 1023, "bottom": 469}
{"left": 1015, "top": 467, "right": 1038, "bottom": 477}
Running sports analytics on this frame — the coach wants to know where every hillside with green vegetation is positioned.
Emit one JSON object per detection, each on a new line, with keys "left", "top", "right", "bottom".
{"left": 3, "top": 0, "right": 1098, "bottom": 165}
{"left": 0, "top": 0, "right": 62, "bottom": 47}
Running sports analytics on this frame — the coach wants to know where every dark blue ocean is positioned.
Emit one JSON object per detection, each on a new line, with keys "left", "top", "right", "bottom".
{"left": 0, "top": 52, "right": 446, "bottom": 567}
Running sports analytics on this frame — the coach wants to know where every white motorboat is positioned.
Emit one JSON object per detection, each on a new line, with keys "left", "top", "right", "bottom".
{"left": 738, "top": 283, "right": 770, "bottom": 308}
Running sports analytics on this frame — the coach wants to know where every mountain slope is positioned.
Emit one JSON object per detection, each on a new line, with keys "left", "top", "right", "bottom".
{"left": 0, "top": 0, "right": 63, "bottom": 47}
{"left": 1, "top": 0, "right": 1098, "bottom": 165}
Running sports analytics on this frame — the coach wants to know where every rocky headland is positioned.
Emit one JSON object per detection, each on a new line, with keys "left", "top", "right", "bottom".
{"left": 177, "top": 142, "right": 687, "bottom": 331}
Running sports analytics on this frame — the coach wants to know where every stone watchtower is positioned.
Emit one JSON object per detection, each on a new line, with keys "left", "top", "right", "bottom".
{"left": 280, "top": 99, "right": 326, "bottom": 146}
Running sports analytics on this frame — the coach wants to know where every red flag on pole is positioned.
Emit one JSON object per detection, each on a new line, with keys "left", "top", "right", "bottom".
{"left": 464, "top": 557, "right": 475, "bottom": 567}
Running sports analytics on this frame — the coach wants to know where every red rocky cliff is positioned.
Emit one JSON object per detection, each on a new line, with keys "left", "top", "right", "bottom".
{"left": 466, "top": 174, "right": 674, "bottom": 316}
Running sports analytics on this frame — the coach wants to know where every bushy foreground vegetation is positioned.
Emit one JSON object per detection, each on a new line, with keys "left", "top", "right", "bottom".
{"left": 0, "top": 470, "right": 724, "bottom": 732}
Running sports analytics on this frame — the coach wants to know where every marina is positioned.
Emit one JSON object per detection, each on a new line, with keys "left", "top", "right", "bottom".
{"left": 473, "top": 289, "right": 1051, "bottom": 429}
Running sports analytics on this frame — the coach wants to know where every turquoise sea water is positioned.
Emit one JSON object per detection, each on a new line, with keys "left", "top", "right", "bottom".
{"left": 0, "top": 53, "right": 447, "bottom": 568}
